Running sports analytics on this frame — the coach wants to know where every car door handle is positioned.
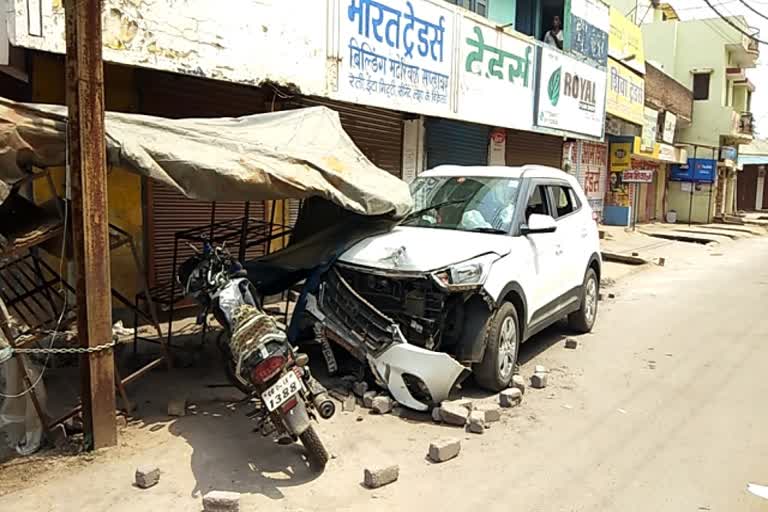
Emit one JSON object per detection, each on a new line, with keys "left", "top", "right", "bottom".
{"left": 580, "top": 229, "right": 588, "bottom": 238}
{"left": 555, "top": 245, "right": 563, "bottom": 256}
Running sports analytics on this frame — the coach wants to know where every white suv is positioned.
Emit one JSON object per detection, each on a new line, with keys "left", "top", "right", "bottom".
{"left": 307, "top": 165, "right": 601, "bottom": 410}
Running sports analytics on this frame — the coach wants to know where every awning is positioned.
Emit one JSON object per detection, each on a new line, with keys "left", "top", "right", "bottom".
{"left": 0, "top": 97, "right": 412, "bottom": 219}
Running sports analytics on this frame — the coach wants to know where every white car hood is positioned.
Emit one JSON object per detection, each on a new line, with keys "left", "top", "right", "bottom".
{"left": 338, "top": 226, "right": 511, "bottom": 272}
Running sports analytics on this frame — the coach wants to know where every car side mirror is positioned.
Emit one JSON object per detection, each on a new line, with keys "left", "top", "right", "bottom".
{"left": 521, "top": 214, "right": 557, "bottom": 235}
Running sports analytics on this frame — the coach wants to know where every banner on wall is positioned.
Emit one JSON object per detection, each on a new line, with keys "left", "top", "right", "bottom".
{"left": 458, "top": 20, "right": 535, "bottom": 131}
{"left": 337, "top": 0, "right": 455, "bottom": 116}
{"left": 641, "top": 107, "right": 659, "bottom": 151}
{"left": 608, "top": 141, "right": 632, "bottom": 207}
{"left": 565, "top": 0, "right": 609, "bottom": 66}
{"left": 535, "top": 47, "right": 607, "bottom": 138}
{"left": 606, "top": 59, "right": 644, "bottom": 125}
{"left": 563, "top": 141, "right": 607, "bottom": 214}
{"left": 662, "top": 111, "right": 677, "bottom": 144}
{"left": 608, "top": 8, "right": 645, "bottom": 75}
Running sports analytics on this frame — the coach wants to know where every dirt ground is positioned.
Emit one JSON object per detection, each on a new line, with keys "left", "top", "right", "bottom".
{"left": 2, "top": 233, "right": 768, "bottom": 511}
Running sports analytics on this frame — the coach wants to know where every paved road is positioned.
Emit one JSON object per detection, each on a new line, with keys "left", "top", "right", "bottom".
{"left": 2, "top": 236, "right": 767, "bottom": 511}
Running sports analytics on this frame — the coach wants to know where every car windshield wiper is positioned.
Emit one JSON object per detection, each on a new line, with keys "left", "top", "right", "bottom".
{"left": 467, "top": 227, "right": 508, "bottom": 234}
{"left": 401, "top": 199, "right": 467, "bottom": 223}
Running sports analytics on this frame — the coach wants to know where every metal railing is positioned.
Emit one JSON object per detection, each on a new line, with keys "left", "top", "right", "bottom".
{"left": 739, "top": 112, "right": 754, "bottom": 135}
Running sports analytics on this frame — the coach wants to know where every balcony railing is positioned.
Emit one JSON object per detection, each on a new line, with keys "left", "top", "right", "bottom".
{"left": 739, "top": 112, "right": 754, "bottom": 135}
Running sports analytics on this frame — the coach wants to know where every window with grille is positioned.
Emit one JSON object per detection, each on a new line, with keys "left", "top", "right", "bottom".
{"left": 445, "top": 0, "right": 489, "bottom": 17}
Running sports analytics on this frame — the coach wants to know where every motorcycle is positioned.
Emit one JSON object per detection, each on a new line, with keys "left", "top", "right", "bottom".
{"left": 177, "top": 242, "right": 335, "bottom": 469}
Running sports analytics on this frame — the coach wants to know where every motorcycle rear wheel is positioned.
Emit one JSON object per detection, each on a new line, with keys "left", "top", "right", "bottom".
{"left": 299, "top": 425, "right": 329, "bottom": 470}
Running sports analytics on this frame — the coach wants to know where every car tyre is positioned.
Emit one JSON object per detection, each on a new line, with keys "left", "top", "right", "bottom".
{"left": 475, "top": 302, "right": 519, "bottom": 392}
{"left": 568, "top": 268, "right": 599, "bottom": 333}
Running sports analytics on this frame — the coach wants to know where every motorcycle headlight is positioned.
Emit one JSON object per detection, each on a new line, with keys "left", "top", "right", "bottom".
{"left": 432, "top": 253, "right": 499, "bottom": 290}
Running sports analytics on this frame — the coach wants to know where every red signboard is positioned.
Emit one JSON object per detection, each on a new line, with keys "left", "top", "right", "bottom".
{"left": 622, "top": 169, "right": 654, "bottom": 183}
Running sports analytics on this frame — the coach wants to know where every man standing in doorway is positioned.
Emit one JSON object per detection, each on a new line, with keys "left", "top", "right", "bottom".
{"left": 544, "top": 15, "right": 563, "bottom": 50}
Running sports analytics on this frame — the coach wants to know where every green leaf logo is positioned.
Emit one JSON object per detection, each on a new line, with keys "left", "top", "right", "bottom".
{"left": 547, "top": 67, "right": 562, "bottom": 106}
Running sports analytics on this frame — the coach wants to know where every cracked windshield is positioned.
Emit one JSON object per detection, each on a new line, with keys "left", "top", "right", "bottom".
{"left": 403, "top": 176, "right": 520, "bottom": 233}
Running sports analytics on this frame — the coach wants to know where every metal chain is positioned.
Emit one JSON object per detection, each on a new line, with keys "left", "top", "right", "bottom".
{"left": 11, "top": 339, "right": 116, "bottom": 355}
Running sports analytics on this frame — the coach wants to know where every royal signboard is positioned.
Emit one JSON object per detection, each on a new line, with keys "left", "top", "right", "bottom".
{"left": 535, "top": 47, "right": 607, "bottom": 138}
{"left": 565, "top": 0, "right": 609, "bottom": 66}
{"left": 608, "top": 8, "right": 645, "bottom": 75}
{"left": 457, "top": 19, "right": 535, "bottom": 131}
{"left": 606, "top": 58, "right": 644, "bottom": 125}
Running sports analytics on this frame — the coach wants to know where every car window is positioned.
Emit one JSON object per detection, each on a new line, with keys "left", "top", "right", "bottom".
{"left": 568, "top": 188, "right": 582, "bottom": 210}
{"left": 550, "top": 186, "right": 576, "bottom": 218}
{"left": 524, "top": 185, "right": 552, "bottom": 222}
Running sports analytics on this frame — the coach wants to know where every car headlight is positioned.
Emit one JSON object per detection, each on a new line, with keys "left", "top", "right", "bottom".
{"left": 432, "top": 253, "right": 499, "bottom": 290}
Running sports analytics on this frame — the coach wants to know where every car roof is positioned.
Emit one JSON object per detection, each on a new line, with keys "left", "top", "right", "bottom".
{"left": 420, "top": 165, "right": 571, "bottom": 180}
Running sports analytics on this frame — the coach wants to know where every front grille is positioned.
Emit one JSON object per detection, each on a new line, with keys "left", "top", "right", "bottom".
{"left": 337, "top": 265, "right": 447, "bottom": 349}
{"left": 319, "top": 269, "right": 398, "bottom": 354}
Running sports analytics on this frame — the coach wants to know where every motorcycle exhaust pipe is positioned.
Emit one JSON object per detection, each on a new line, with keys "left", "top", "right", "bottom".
{"left": 313, "top": 392, "right": 336, "bottom": 419}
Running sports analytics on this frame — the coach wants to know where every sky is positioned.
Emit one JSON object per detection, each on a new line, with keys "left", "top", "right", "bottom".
{"left": 650, "top": 0, "right": 768, "bottom": 137}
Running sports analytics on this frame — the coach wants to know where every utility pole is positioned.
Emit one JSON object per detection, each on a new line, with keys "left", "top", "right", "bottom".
{"left": 64, "top": 0, "right": 117, "bottom": 449}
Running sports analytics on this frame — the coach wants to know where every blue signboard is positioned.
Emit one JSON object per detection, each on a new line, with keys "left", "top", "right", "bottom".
{"left": 670, "top": 158, "right": 716, "bottom": 183}
{"left": 670, "top": 161, "right": 693, "bottom": 181}
{"left": 568, "top": 14, "right": 609, "bottom": 66}
{"left": 692, "top": 158, "right": 716, "bottom": 183}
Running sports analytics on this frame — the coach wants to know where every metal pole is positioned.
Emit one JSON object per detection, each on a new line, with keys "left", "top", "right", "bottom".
{"left": 64, "top": 0, "right": 117, "bottom": 449}
{"left": 632, "top": 184, "right": 637, "bottom": 231}
{"left": 688, "top": 145, "right": 698, "bottom": 226}
{"left": 706, "top": 147, "right": 715, "bottom": 223}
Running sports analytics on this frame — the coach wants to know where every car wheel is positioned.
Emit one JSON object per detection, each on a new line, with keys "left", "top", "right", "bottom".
{"left": 568, "top": 268, "right": 599, "bottom": 333}
{"left": 475, "top": 302, "right": 519, "bottom": 392}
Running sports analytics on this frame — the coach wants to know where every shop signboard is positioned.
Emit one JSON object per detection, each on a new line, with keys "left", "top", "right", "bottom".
{"left": 608, "top": 141, "right": 632, "bottom": 206}
{"left": 720, "top": 146, "right": 737, "bottom": 162}
{"left": 564, "top": 0, "right": 609, "bottom": 66}
{"left": 692, "top": 158, "right": 716, "bottom": 183}
{"left": 337, "top": 0, "right": 455, "bottom": 116}
{"left": 608, "top": 8, "right": 645, "bottom": 74}
{"left": 641, "top": 107, "right": 658, "bottom": 151}
{"left": 671, "top": 158, "right": 716, "bottom": 182}
{"left": 535, "top": 47, "right": 607, "bottom": 138}
{"left": 606, "top": 59, "right": 644, "bottom": 125}
{"left": 662, "top": 111, "right": 677, "bottom": 144}
{"left": 622, "top": 169, "right": 654, "bottom": 182}
{"left": 457, "top": 19, "right": 535, "bottom": 131}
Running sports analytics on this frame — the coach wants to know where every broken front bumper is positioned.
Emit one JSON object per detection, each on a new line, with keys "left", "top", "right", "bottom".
{"left": 306, "top": 269, "right": 468, "bottom": 411}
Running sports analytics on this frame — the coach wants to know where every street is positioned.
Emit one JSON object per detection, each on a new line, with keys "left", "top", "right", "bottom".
{"left": 1, "top": 234, "right": 766, "bottom": 511}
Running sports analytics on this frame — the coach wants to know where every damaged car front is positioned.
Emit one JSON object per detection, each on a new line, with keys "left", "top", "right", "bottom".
{"left": 306, "top": 171, "right": 523, "bottom": 411}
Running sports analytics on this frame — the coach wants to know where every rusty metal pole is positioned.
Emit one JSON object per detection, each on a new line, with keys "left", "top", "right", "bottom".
{"left": 64, "top": 0, "right": 117, "bottom": 449}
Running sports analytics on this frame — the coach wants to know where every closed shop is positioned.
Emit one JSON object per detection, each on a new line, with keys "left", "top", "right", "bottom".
{"left": 631, "top": 158, "right": 660, "bottom": 223}
{"left": 426, "top": 118, "right": 489, "bottom": 168}
{"left": 289, "top": 97, "right": 405, "bottom": 178}
{"left": 137, "top": 70, "right": 270, "bottom": 284}
{"left": 505, "top": 130, "right": 564, "bottom": 169}
{"left": 562, "top": 141, "right": 608, "bottom": 217}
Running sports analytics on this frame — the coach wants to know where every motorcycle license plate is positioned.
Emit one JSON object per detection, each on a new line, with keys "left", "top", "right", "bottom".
{"left": 262, "top": 371, "right": 302, "bottom": 412}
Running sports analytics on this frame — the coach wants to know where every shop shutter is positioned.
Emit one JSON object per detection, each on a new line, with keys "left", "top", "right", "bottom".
{"left": 505, "top": 130, "right": 563, "bottom": 168}
{"left": 425, "top": 118, "right": 489, "bottom": 168}
{"left": 137, "top": 70, "right": 270, "bottom": 284}
{"left": 289, "top": 97, "right": 405, "bottom": 178}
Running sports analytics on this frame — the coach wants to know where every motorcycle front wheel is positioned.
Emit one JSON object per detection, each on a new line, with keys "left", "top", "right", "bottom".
{"left": 299, "top": 425, "right": 329, "bottom": 470}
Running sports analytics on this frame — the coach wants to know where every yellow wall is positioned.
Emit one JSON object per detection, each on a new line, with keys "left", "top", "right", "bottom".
{"left": 31, "top": 53, "right": 144, "bottom": 308}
